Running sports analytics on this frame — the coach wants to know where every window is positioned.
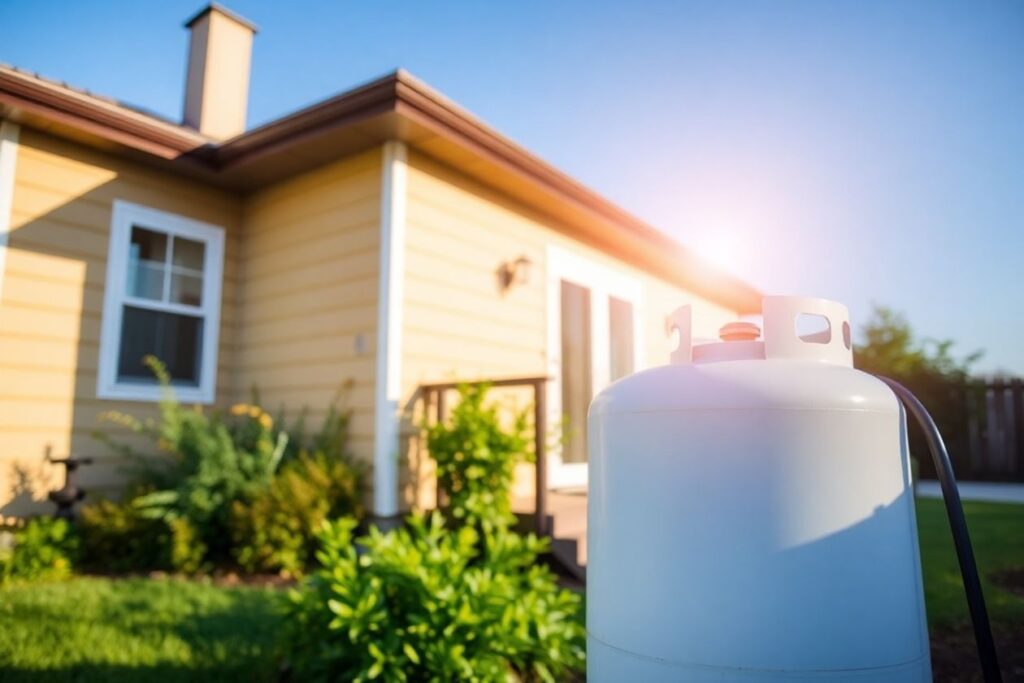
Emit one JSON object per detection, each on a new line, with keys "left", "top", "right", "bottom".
{"left": 97, "top": 200, "right": 225, "bottom": 403}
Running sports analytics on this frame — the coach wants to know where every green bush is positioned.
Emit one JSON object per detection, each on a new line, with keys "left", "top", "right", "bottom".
{"left": 97, "top": 357, "right": 289, "bottom": 563}
{"left": 284, "top": 385, "right": 584, "bottom": 681}
{"left": 425, "top": 384, "right": 531, "bottom": 532}
{"left": 261, "top": 397, "right": 355, "bottom": 466}
{"left": 168, "top": 517, "right": 207, "bottom": 574}
{"left": 94, "top": 357, "right": 364, "bottom": 574}
{"left": 230, "top": 451, "right": 362, "bottom": 577}
{"left": 77, "top": 498, "right": 170, "bottom": 572}
{"left": 0, "top": 516, "right": 79, "bottom": 584}
{"left": 284, "top": 514, "right": 585, "bottom": 682}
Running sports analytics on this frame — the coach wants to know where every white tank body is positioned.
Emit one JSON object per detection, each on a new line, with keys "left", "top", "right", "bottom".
{"left": 586, "top": 296, "right": 930, "bottom": 682}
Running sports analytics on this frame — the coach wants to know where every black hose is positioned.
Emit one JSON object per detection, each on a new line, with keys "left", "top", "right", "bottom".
{"left": 877, "top": 376, "right": 1002, "bottom": 683}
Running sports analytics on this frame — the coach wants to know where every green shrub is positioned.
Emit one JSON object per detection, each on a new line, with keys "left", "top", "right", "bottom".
{"left": 425, "top": 384, "right": 531, "bottom": 532}
{"left": 97, "top": 357, "right": 288, "bottom": 563}
{"left": 284, "top": 385, "right": 584, "bottom": 681}
{"left": 259, "top": 395, "right": 355, "bottom": 466}
{"left": 78, "top": 499, "right": 205, "bottom": 575}
{"left": 0, "top": 516, "right": 79, "bottom": 584}
{"left": 77, "top": 498, "right": 170, "bottom": 572}
{"left": 230, "top": 451, "right": 362, "bottom": 577}
{"left": 284, "top": 514, "right": 585, "bottom": 682}
{"left": 96, "top": 358, "right": 364, "bottom": 573}
{"left": 168, "top": 517, "right": 206, "bottom": 574}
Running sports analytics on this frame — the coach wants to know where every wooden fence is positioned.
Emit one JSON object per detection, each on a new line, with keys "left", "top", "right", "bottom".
{"left": 959, "top": 379, "right": 1024, "bottom": 481}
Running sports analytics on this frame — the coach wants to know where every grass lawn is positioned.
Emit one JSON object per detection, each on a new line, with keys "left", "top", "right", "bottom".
{"left": 0, "top": 576, "right": 286, "bottom": 682}
{"left": 916, "top": 497, "right": 1024, "bottom": 626}
{"left": 0, "top": 498, "right": 1020, "bottom": 682}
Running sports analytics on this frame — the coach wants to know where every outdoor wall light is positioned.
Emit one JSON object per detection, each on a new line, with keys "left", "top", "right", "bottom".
{"left": 497, "top": 255, "right": 532, "bottom": 292}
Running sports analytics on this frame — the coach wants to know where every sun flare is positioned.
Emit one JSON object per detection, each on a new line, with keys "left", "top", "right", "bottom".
{"left": 692, "top": 231, "right": 741, "bottom": 273}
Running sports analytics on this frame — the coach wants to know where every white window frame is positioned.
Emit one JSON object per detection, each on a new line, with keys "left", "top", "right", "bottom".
{"left": 97, "top": 200, "right": 225, "bottom": 403}
{"left": 546, "top": 245, "right": 645, "bottom": 489}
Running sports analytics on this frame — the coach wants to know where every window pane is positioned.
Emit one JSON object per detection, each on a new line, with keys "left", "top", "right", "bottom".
{"left": 169, "top": 237, "right": 205, "bottom": 306}
{"left": 173, "top": 237, "right": 205, "bottom": 273}
{"left": 609, "top": 296, "right": 635, "bottom": 382}
{"left": 170, "top": 274, "right": 203, "bottom": 306}
{"left": 117, "top": 306, "right": 203, "bottom": 386}
{"left": 560, "top": 280, "right": 591, "bottom": 465}
{"left": 127, "top": 227, "right": 167, "bottom": 301}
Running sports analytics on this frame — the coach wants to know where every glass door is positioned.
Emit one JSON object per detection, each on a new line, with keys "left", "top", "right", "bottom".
{"left": 560, "top": 280, "right": 592, "bottom": 470}
{"left": 608, "top": 295, "right": 635, "bottom": 382}
{"left": 547, "top": 247, "right": 643, "bottom": 489}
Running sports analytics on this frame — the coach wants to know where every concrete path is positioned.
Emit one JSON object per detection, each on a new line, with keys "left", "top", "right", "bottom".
{"left": 917, "top": 480, "right": 1024, "bottom": 504}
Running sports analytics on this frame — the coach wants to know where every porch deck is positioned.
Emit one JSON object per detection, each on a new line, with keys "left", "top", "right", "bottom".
{"left": 514, "top": 489, "right": 588, "bottom": 577}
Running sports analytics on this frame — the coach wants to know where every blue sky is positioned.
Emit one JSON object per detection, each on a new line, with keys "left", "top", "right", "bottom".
{"left": 3, "top": 1, "right": 1022, "bottom": 374}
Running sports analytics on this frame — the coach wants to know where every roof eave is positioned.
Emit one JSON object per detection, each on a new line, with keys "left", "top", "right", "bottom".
{"left": 0, "top": 67, "right": 761, "bottom": 313}
{"left": 0, "top": 67, "right": 210, "bottom": 159}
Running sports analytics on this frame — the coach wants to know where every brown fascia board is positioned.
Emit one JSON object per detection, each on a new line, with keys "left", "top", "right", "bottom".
{"left": 211, "top": 72, "right": 400, "bottom": 169}
{"left": 0, "top": 67, "right": 211, "bottom": 160}
{"left": 0, "top": 66, "right": 761, "bottom": 312}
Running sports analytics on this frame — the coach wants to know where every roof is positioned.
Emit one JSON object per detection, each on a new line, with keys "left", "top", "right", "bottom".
{"left": 0, "top": 63, "right": 761, "bottom": 312}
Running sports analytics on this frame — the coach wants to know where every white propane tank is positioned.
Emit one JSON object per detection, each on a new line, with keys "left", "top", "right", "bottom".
{"left": 587, "top": 296, "right": 930, "bottom": 682}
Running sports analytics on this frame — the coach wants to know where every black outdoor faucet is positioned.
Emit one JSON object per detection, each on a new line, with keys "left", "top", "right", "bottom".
{"left": 47, "top": 454, "right": 93, "bottom": 519}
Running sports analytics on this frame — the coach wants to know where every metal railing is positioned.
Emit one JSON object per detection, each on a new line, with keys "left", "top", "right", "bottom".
{"left": 418, "top": 376, "right": 549, "bottom": 537}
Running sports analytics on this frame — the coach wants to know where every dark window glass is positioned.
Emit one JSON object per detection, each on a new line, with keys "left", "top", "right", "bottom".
{"left": 117, "top": 306, "right": 203, "bottom": 385}
{"left": 170, "top": 236, "right": 205, "bottom": 306}
{"left": 127, "top": 227, "right": 168, "bottom": 301}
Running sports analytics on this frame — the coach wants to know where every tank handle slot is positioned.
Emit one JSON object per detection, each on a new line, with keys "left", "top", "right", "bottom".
{"left": 667, "top": 305, "right": 692, "bottom": 364}
{"left": 763, "top": 296, "right": 853, "bottom": 366}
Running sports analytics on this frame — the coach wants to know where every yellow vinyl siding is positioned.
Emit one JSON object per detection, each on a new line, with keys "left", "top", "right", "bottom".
{"left": 400, "top": 149, "right": 737, "bottom": 508}
{"left": 0, "top": 129, "right": 242, "bottom": 518}
{"left": 0, "top": 127, "right": 744, "bottom": 520}
{"left": 403, "top": 150, "right": 737, "bottom": 380}
{"left": 235, "top": 149, "right": 381, "bottom": 467}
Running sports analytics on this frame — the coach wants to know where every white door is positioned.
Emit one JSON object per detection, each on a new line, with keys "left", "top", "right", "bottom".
{"left": 547, "top": 246, "right": 644, "bottom": 489}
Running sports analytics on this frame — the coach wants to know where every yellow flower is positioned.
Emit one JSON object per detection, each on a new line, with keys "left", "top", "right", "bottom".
{"left": 230, "top": 403, "right": 272, "bottom": 429}
{"left": 229, "top": 404, "right": 251, "bottom": 416}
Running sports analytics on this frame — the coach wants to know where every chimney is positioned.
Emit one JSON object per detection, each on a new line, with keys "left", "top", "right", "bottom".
{"left": 182, "top": 3, "right": 257, "bottom": 140}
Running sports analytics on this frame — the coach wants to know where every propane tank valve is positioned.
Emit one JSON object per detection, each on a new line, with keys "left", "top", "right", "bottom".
{"left": 718, "top": 321, "right": 760, "bottom": 341}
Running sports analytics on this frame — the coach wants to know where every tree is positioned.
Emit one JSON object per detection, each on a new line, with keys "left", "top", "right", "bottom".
{"left": 854, "top": 306, "right": 981, "bottom": 381}
{"left": 854, "top": 305, "right": 982, "bottom": 478}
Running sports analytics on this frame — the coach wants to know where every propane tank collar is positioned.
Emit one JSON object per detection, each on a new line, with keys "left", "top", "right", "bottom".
{"left": 692, "top": 340, "right": 766, "bottom": 363}
{"left": 668, "top": 297, "right": 855, "bottom": 367}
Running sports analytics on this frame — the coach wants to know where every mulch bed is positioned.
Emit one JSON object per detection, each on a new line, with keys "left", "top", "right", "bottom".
{"left": 929, "top": 568, "right": 1024, "bottom": 681}
{"left": 204, "top": 569, "right": 297, "bottom": 589}
{"left": 931, "top": 622, "right": 1024, "bottom": 682}
{"left": 992, "top": 568, "right": 1024, "bottom": 597}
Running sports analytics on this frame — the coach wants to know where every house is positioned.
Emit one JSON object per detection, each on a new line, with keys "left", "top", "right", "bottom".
{"left": 0, "top": 5, "right": 759, "bottom": 561}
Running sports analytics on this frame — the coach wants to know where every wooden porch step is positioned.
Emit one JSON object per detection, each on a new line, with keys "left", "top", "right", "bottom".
{"left": 515, "top": 490, "right": 588, "bottom": 580}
